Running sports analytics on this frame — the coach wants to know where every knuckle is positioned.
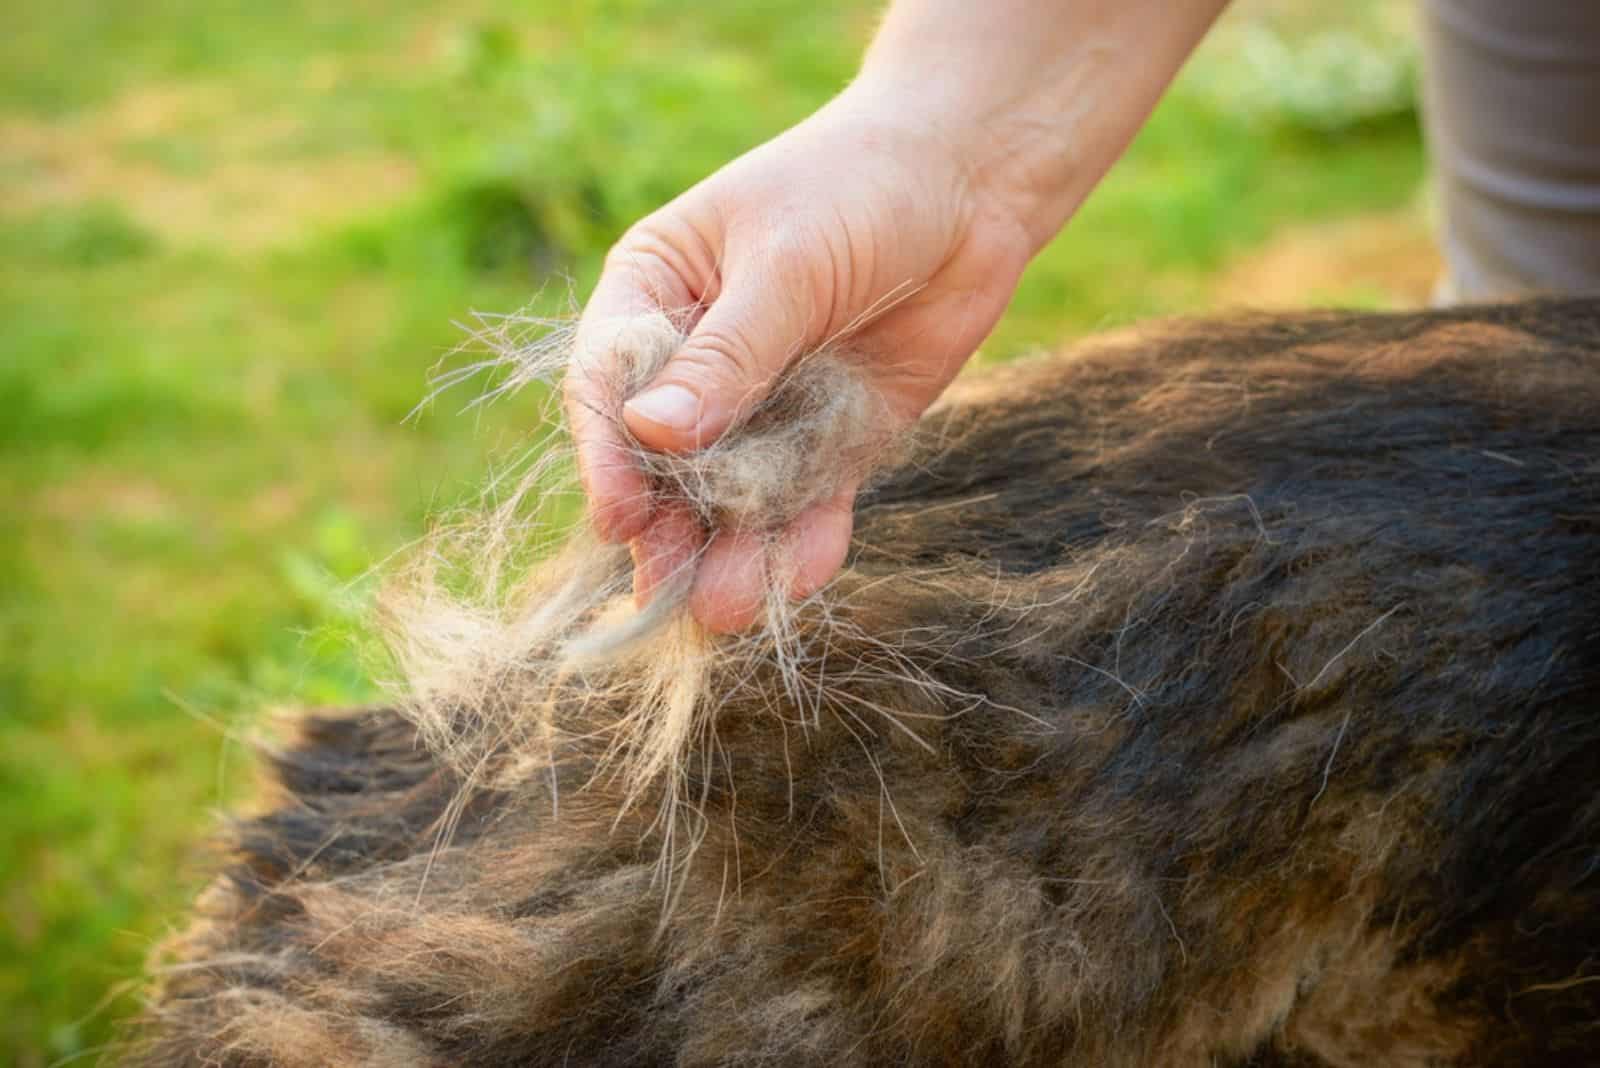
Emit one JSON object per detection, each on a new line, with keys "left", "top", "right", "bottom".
{"left": 768, "top": 219, "right": 829, "bottom": 266}
{"left": 604, "top": 214, "right": 716, "bottom": 301}
{"left": 680, "top": 324, "right": 763, "bottom": 389}
{"left": 602, "top": 229, "right": 668, "bottom": 278}
{"left": 561, "top": 370, "right": 595, "bottom": 413}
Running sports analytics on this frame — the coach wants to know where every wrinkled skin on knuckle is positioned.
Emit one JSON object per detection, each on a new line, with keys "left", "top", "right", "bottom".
{"left": 606, "top": 212, "right": 720, "bottom": 309}
{"left": 676, "top": 322, "right": 767, "bottom": 405}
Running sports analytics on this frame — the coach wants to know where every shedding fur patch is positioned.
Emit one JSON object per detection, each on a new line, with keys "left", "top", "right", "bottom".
{"left": 127, "top": 300, "right": 1600, "bottom": 1067}
{"left": 382, "top": 309, "right": 908, "bottom": 882}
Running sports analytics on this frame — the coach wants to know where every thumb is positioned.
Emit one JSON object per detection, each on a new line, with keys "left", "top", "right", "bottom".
{"left": 622, "top": 262, "right": 811, "bottom": 453}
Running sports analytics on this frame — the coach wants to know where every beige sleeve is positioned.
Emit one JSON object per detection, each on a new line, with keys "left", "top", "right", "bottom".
{"left": 1420, "top": 0, "right": 1600, "bottom": 301}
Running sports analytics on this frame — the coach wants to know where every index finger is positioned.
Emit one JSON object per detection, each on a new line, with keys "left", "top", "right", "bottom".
{"left": 566, "top": 249, "right": 694, "bottom": 542}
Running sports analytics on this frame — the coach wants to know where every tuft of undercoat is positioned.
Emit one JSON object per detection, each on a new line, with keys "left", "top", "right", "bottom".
{"left": 382, "top": 307, "right": 908, "bottom": 887}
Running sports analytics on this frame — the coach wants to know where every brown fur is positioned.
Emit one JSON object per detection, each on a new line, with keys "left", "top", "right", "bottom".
{"left": 129, "top": 299, "right": 1600, "bottom": 1066}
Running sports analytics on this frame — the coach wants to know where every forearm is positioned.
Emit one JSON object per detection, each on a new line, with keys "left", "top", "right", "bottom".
{"left": 847, "top": 0, "right": 1231, "bottom": 252}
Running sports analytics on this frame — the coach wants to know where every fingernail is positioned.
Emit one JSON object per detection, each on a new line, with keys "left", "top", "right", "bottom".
{"left": 625, "top": 384, "right": 700, "bottom": 433}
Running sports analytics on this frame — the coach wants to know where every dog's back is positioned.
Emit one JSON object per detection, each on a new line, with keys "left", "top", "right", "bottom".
{"left": 132, "top": 300, "right": 1600, "bottom": 1066}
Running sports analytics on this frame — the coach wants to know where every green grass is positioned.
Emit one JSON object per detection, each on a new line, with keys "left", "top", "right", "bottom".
{"left": 0, "top": 1, "right": 1423, "bottom": 1062}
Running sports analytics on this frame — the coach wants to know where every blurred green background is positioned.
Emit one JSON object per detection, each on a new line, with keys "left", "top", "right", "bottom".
{"left": 1, "top": 0, "right": 1428, "bottom": 1062}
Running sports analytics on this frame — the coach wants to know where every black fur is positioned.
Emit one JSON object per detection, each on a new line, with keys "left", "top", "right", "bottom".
{"left": 131, "top": 300, "right": 1600, "bottom": 1066}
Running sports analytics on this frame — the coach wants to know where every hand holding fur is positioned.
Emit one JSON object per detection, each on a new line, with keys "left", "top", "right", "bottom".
{"left": 565, "top": 96, "right": 1030, "bottom": 631}
{"left": 566, "top": 0, "right": 1231, "bottom": 631}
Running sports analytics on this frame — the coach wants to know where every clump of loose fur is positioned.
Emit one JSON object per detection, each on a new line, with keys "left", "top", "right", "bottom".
{"left": 585, "top": 311, "right": 888, "bottom": 531}
{"left": 383, "top": 307, "right": 905, "bottom": 875}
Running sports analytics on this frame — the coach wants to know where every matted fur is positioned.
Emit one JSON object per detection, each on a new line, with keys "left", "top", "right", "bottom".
{"left": 130, "top": 300, "right": 1600, "bottom": 1066}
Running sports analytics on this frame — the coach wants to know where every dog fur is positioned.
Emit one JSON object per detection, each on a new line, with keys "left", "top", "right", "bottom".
{"left": 129, "top": 299, "right": 1600, "bottom": 1066}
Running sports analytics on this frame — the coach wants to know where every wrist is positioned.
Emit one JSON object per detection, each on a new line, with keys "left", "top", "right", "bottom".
{"left": 834, "top": 70, "right": 1083, "bottom": 258}
{"left": 841, "top": 0, "right": 1231, "bottom": 256}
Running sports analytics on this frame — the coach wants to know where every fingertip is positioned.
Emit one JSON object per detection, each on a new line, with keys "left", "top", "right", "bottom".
{"left": 631, "top": 504, "right": 703, "bottom": 605}
{"left": 578, "top": 438, "right": 652, "bottom": 542}
{"left": 687, "top": 482, "right": 858, "bottom": 631}
{"left": 787, "top": 485, "right": 857, "bottom": 600}
{"left": 568, "top": 270, "right": 691, "bottom": 539}
{"left": 566, "top": 360, "right": 650, "bottom": 542}
{"left": 591, "top": 494, "right": 650, "bottom": 543}
{"left": 689, "top": 530, "right": 767, "bottom": 633}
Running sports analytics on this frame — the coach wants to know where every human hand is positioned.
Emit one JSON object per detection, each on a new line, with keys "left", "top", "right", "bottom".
{"left": 566, "top": 0, "right": 1229, "bottom": 632}
{"left": 566, "top": 88, "right": 1036, "bottom": 632}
